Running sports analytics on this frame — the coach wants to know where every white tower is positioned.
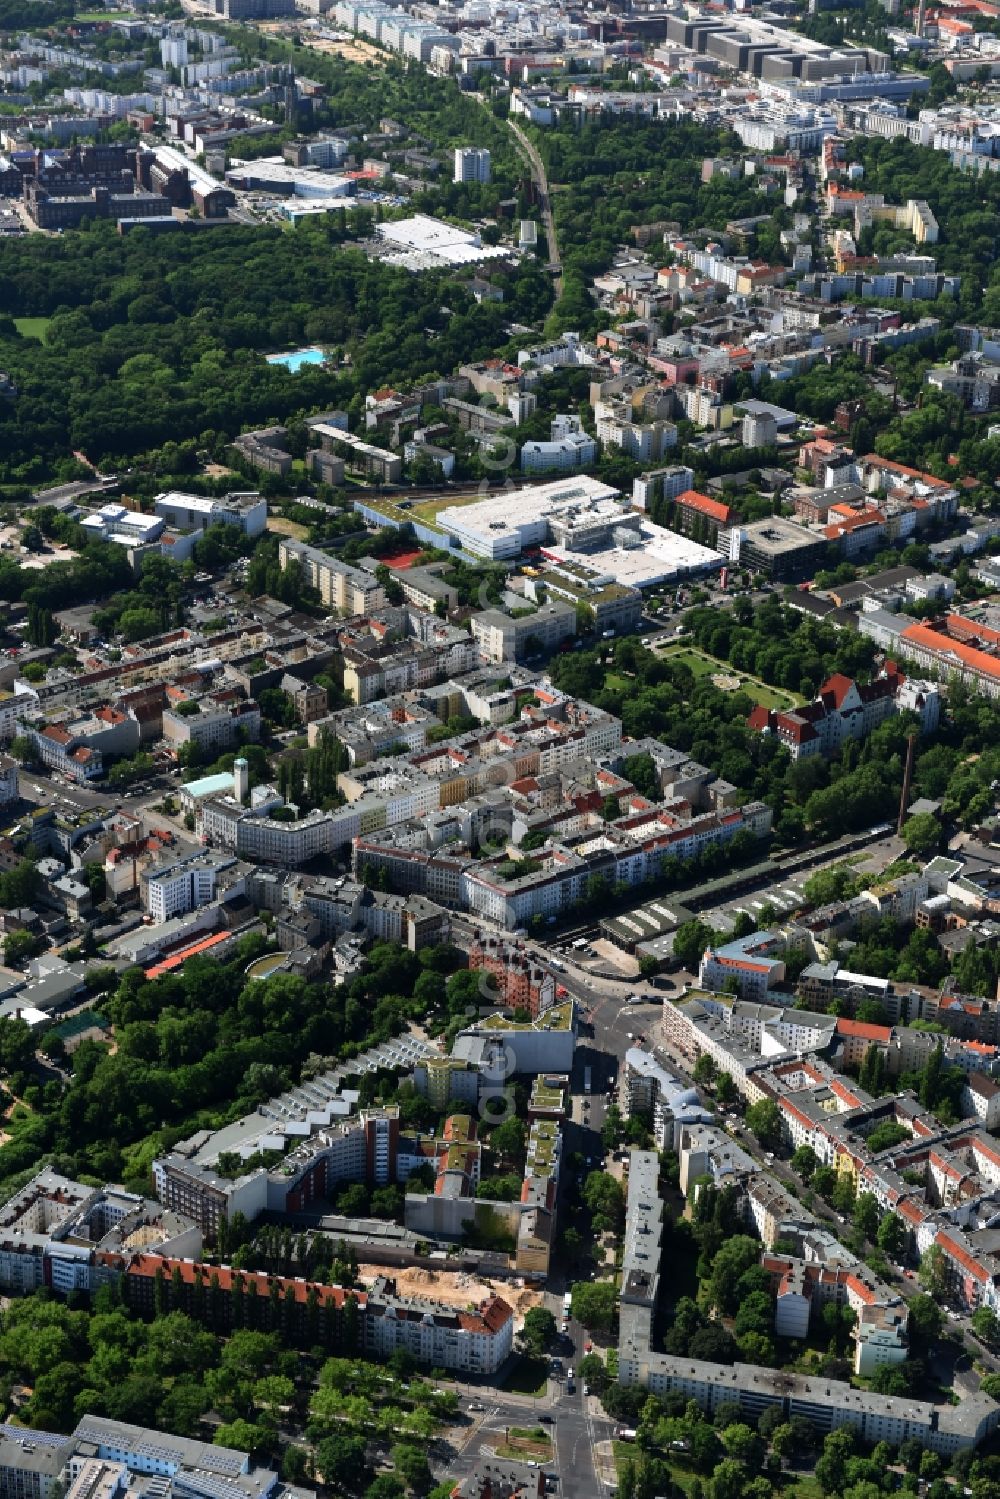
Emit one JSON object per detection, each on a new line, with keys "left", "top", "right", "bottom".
{"left": 234, "top": 756, "right": 249, "bottom": 804}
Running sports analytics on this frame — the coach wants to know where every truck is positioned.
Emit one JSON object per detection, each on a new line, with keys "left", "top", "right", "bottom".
{"left": 583, "top": 1067, "right": 592, "bottom": 1095}
{"left": 563, "top": 1291, "right": 572, "bottom": 1318}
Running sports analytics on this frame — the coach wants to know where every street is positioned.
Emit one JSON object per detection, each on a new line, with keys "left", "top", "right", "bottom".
{"left": 438, "top": 1375, "right": 612, "bottom": 1499}
{"left": 16, "top": 766, "right": 169, "bottom": 817}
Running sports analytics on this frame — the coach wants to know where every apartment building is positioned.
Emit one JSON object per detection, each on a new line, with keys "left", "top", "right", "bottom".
{"left": 633, "top": 465, "right": 695, "bottom": 510}
{"left": 125, "top": 1248, "right": 361, "bottom": 1331}
{"left": 140, "top": 850, "right": 238, "bottom": 924}
{"left": 365, "top": 1274, "right": 513, "bottom": 1373}
{"left": 674, "top": 488, "right": 733, "bottom": 538}
{"left": 619, "top": 1150, "right": 998, "bottom": 1453}
{"left": 962, "top": 1073, "right": 1000, "bottom": 1129}
{"left": 0, "top": 755, "right": 17, "bottom": 805}
{"left": 153, "top": 1104, "right": 405, "bottom": 1238}
{"left": 468, "top": 935, "right": 557, "bottom": 1018}
{"left": 0, "top": 1439, "right": 72, "bottom": 1499}
{"left": 278, "top": 538, "right": 387, "bottom": 616}
{"left": 470, "top": 602, "right": 576, "bottom": 663}
{"left": 20, "top": 703, "right": 141, "bottom": 783}
{"left": 201, "top": 799, "right": 345, "bottom": 867}
{"left": 520, "top": 414, "right": 596, "bottom": 475}
{"left": 162, "top": 693, "right": 261, "bottom": 752}
{"left": 451, "top": 799, "right": 771, "bottom": 930}
{"left": 699, "top": 932, "right": 787, "bottom": 1001}
{"left": 339, "top": 615, "right": 477, "bottom": 704}
{"left": 307, "top": 421, "right": 402, "bottom": 483}
{"left": 454, "top": 146, "right": 490, "bottom": 183}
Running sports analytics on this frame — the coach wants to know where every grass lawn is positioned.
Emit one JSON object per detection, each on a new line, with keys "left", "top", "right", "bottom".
{"left": 613, "top": 1443, "right": 824, "bottom": 1499}
{"left": 266, "top": 514, "right": 309, "bottom": 540}
{"left": 14, "top": 317, "right": 51, "bottom": 343}
{"left": 411, "top": 490, "right": 485, "bottom": 521}
{"left": 498, "top": 1356, "right": 549, "bottom": 1397}
{"left": 656, "top": 644, "right": 802, "bottom": 711}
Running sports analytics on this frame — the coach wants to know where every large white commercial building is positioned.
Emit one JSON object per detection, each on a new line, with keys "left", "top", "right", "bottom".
{"left": 435, "top": 475, "right": 721, "bottom": 585}
{"left": 374, "top": 214, "right": 510, "bottom": 272}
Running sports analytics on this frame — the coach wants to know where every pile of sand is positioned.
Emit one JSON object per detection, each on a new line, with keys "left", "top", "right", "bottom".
{"left": 356, "top": 1263, "right": 543, "bottom": 1320}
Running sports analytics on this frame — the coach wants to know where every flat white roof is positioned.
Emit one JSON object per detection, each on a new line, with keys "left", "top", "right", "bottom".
{"left": 373, "top": 213, "right": 512, "bottom": 270}
{"left": 376, "top": 213, "right": 480, "bottom": 253}
{"left": 437, "top": 475, "right": 619, "bottom": 543}
{"left": 156, "top": 491, "right": 216, "bottom": 515}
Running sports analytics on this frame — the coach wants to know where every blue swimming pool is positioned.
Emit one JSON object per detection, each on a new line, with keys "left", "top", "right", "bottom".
{"left": 266, "top": 346, "right": 326, "bottom": 373}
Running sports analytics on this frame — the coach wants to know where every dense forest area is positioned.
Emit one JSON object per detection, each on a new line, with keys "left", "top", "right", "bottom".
{"left": 0, "top": 224, "right": 551, "bottom": 482}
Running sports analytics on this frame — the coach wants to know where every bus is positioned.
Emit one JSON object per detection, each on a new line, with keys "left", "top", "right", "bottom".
{"left": 584, "top": 1067, "right": 592, "bottom": 1095}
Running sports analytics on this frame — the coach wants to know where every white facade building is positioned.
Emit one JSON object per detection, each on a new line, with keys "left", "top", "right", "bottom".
{"left": 454, "top": 146, "right": 491, "bottom": 183}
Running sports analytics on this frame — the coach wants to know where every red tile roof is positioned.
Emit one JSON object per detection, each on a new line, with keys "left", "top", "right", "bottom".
{"left": 127, "top": 1253, "right": 366, "bottom": 1306}
{"left": 836, "top": 1018, "right": 892, "bottom": 1044}
{"left": 675, "top": 489, "right": 733, "bottom": 525}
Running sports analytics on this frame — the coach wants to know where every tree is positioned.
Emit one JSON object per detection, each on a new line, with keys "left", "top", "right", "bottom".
{"left": 707, "top": 1237, "right": 764, "bottom": 1316}
{"left": 3, "top": 927, "right": 44, "bottom": 968}
{"left": 971, "top": 1307, "right": 1000, "bottom": 1349}
{"left": 710, "top": 1458, "right": 748, "bottom": 1499}
{"left": 907, "top": 1293, "right": 943, "bottom": 1350}
{"left": 10, "top": 734, "right": 36, "bottom": 764}
{"left": 577, "top": 1352, "right": 609, "bottom": 1393}
{"left": 979, "top": 1372, "right": 1000, "bottom": 1401}
{"left": 852, "top": 1192, "right": 879, "bottom": 1243}
{"left": 366, "top": 1478, "right": 405, "bottom": 1499}
{"left": 390, "top": 1443, "right": 430, "bottom": 1494}
{"left": 790, "top": 1145, "right": 818, "bottom": 1181}
{"left": 919, "top": 1244, "right": 947, "bottom": 1299}
{"left": 570, "top": 1280, "right": 617, "bottom": 1331}
{"left": 902, "top": 812, "right": 941, "bottom": 858}
{"left": 316, "top": 1432, "right": 368, "bottom": 1493}
{"left": 876, "top": 1212, "right": 906, "bottom": 1260}
{"left": 745, "top": 1099, "right": 780, "bottom": 1149}
{"left": 490, "top": 1115, "right": 526, "bottom": 1165}
{"left": 720, "top": 1423, "right": 764, "bottom": 1468}
{"left": 693, "top": 1053, "right": 716, "bottom": 1086}
{"left": 213, "top": 1421, "right": 268, "bottom": 1455}
{"left": 582, "top": 1172, "right": 625, "bottom": 1230}
{"left": 898, "top": 1437, "right": 926, "bottom": 1473}
{"left": 831, "top": 1173, "right": 856, "bottom": 1215}
{"left": 673, "top": 919, "right": 714, "bottom": 970}
{"left": 715, "top": 1072, "right": 736, "bottom": 1108}
{"left": 811, "top": 1165, "right": 837, "bottom": 1202}
{"left": 253, "top": 1375, "right": 294, "bottom": 1419}
{"left": 521, "top": 1307, "right": 556, "bottom": 1355}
